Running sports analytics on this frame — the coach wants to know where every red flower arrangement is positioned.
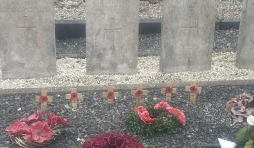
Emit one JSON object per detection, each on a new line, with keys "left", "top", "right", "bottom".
{"left": 190, "top": 86, "right": 198, "bottom": 94}
{"left": 107, "top": 92, "right": 115, "bottom": 99}
{"left": 134, "top": 102, "right": 186, "bottom": 126}
{"left": 81, "top": 133, "right": 144, "bottom": 148}
{"left": 5, "top": 111, "right": 69, "bottom": 147}
{"left": 135, "top": 90, "right": 143, "bottom": 98}
{"left": 71, "top": 93, "right": 78, "bottom": 101}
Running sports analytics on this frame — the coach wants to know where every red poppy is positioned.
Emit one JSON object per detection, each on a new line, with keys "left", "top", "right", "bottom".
{"left": 27, "top": 113, "right": 38, "bottom": 124}
{"left": 25, "top": 121, "right": 52, "bottom": 143}
{"left": 107, "top": 92, "right": 114, "bottom": 99}
{"left": 190, "top": 86, "right": 198, "bottom": 94}
{"left": 57, "top": 117, "right": 69, "bottom": 127}
{"left": 163, "top": 117, "right": 168, "bottom": 121}
{"left": 135, "top": 90, "right": 143, "bottom": 98}
{"left": 71, "top": 93, "right": 78, "bottom": 101}
{"left": 37, "top": 110, "right": 44, "bottom": 117}
{"left": 39, "top": 96, "right": 48, "bottom": 103}
{"left": 165, "top": 87, "right": 173, "bottom": 94}
{"left": 5, "top": 120, "right": 30, "bottom": 136}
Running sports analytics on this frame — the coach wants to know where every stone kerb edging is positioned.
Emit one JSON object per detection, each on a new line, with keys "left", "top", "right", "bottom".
{"left": 0, "top": 79, "right": 254, "bottom": 95}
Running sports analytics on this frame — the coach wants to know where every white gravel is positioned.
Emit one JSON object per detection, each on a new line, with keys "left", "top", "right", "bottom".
{"left": 1, "top": 52, "right": 254, "bottom": 89}
{"left": 54, "top": 0, "right": 242, "bottom": 20}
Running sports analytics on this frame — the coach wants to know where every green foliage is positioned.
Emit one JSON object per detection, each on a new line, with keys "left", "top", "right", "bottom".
{"left": 236, "top": 126, "right": 254, "bottom": 148}
{"left": 124, "top": 103, "right": 180, "bottom": 137}
{"left": 73, "top": 143, "right": 82, "bottom": 148}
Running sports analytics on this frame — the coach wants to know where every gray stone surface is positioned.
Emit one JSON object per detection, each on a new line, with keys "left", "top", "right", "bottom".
{"left": 86, "top": 0, "right": 139, "bottom": 75}
{"left": 0, "top": 0, "right": 57, "bottom": 79}
{"left": 236, "top": 0, "right": 254, "bottom": 70}
{"left": 160, "top": 0, "right": 217, "bottom": 73}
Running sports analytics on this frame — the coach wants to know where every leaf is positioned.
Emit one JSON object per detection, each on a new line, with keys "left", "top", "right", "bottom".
{"left": 236, "top": 126, "right": 254, "bottom": 142}
{"left": 244, "top": 138, "right": 254, "bottom": 148}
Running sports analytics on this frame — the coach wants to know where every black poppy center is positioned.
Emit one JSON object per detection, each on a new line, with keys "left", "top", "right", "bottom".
{"left": 43, "top": 98, "right": 46, "bottom": 100}
{"left": 192, "top": 88, "right": 195, "bottom": 90}
{"left": 37, "top": 131, "right": 41, "bottom": 136}
{"left": 109, "top": 94, "right": 112, "bottom": 96}
{"left": 73, "top": 95, "right": 76, "bottom": 97}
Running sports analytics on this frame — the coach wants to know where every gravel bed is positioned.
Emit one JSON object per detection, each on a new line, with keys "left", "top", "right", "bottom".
{"left": 1, "top": 52, "right": 254, "bottom": 90}
{"left": 54, "top": 0, "right": 242, "bottom": 20}
{"left": 0, "top": 85, "right": 249, "bottom": 148}
{"left": 56, "top": 29, "right": 239, "bottom": 55}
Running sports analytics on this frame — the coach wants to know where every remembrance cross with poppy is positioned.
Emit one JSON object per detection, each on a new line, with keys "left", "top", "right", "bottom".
{"left": 66, "top": 88, "right": 83, "bottom": 108}
{"left": 161, "top": 82, "right": 177, "bottom": 101}
{"left": 102, "top": 87, "right": 118, "bottom": 104}
{"left": 185, "top": 81, "right": 202, "bottom": 102}
{"left": 131, "top": 85, "right": 147, "bottom": 105}
{"left": 35, "top": 90, "right": 53, "bottom": 110}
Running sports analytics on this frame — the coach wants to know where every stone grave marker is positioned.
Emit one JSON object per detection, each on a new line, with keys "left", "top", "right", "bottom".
{"left": 86, "top": 0, "right": 139, "bottom": 74}
{"left": 185, "top": 81, "right": 202, "bottom": 102}
{"left": 160, "top": 0, "right": 217, "bottom": 73}
{"left": 131, "top": 85, "right": 147, "bottom": 105}
{"left": 236, "top": 0, "right": 254, "bottom": 70}
{"left": 0, "top": 0, "right": 56, "bottom": 79}
{"left": 161, "top": 82, "right": 177, "bottom": 102}
{"left": 66, "top": 88, "right": 83, "bottom": 108}
{"left": 102, "top": 87, "right": 118, "bottom": 104}
{"left": 35, "top": 90, "right": 53, "bottom": 110}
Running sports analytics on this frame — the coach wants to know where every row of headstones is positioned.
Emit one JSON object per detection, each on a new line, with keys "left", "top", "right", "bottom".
{"left": 0, "top": 0, "right": 253, "bottom": 79}
{"left": 36, "top": 81, "right": 201, "bottom": 110}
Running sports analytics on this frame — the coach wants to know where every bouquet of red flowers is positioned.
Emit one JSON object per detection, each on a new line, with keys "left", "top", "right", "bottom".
{"left": 5, "top": 111, "right": 69, "bottom": 148}
{"left": 81, "top": 133, "right": 144, "bottom": 148}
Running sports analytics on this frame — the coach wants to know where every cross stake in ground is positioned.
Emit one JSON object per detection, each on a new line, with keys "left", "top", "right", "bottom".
{"left": 161, "top": 82, "right": 177, "bottom": 101}
{"left": 35, "top": 91, "right": 53, "bottom": 110}
{"left": 185, "top": 81, "right": 202, "bottom": 102}
{"left": 131, "top": 85, "right": 147, "bottom": 105}
{"left": 66, "top": 88, "right": 83, "bottom": 108}
{"left": 102, "top": 87, "right": 118, "bottom": 104}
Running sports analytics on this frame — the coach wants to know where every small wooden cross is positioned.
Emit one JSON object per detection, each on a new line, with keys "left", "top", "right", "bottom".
{"left": 161, "top": 82, "right": 177, "bottom": 101}
{"left": 35, "top": 91, "right": 53, "bottom": 110}
{"left": 66, "top": 88, "right": 83, "bottom": 108}
{"left": 185, "top": 81, "right": 202, "bottom": 102}
{"left": 131, "top": 85, "right": 147, "bottom": 105}
{"left": 102, "top": 87, "right": 118, "bottom": 104}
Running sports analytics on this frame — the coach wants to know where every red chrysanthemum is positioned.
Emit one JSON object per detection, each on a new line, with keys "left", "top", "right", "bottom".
{"left": 81, "top": 140, "right": 93, "bottom": 148}
{"left": 108, "top": 135, "right": 117, "bottom": 146}
{"left": 115, "top": 137, "right": 125, "bottom": 147}
{"left": 39, "top": 96, "right": 48, "bottom": 103}
{"left": 107, "top": 92, "right": 114, "bottom": 99}
{"left": 71, "top": 93, "right": 78, "bottom": 101}
{"left": 25, "top": 121, "right": 52, "bottom": 143}
{"left": 135, "top": 90, "right": 143, "bottom": 98}
{"left": 154, "top": 102, "right": 170, "bottom": 110}
{"left": 166, "top": 107, "right": 186, "bottom": 126}
{"left": 165, "top": 87, "right": 173, "bottom": 94}
{"left": 5, "top": 120, "right": 30, "bottom": 136}
{"left": 190, "top": 86, "right": 198, "bottom": 94}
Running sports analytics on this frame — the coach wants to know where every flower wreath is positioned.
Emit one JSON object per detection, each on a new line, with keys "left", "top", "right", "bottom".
{"left": 125, "top": 102, "right": 186, "bottom": 136}
{"left": 225, "top": 93, "right": 254, "bottom": 124}
{"left": 5, "top": 111, "right": 69, "bottom": 147}
{"left": 81, "top": 133, "right": 144, "bottom": 148}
